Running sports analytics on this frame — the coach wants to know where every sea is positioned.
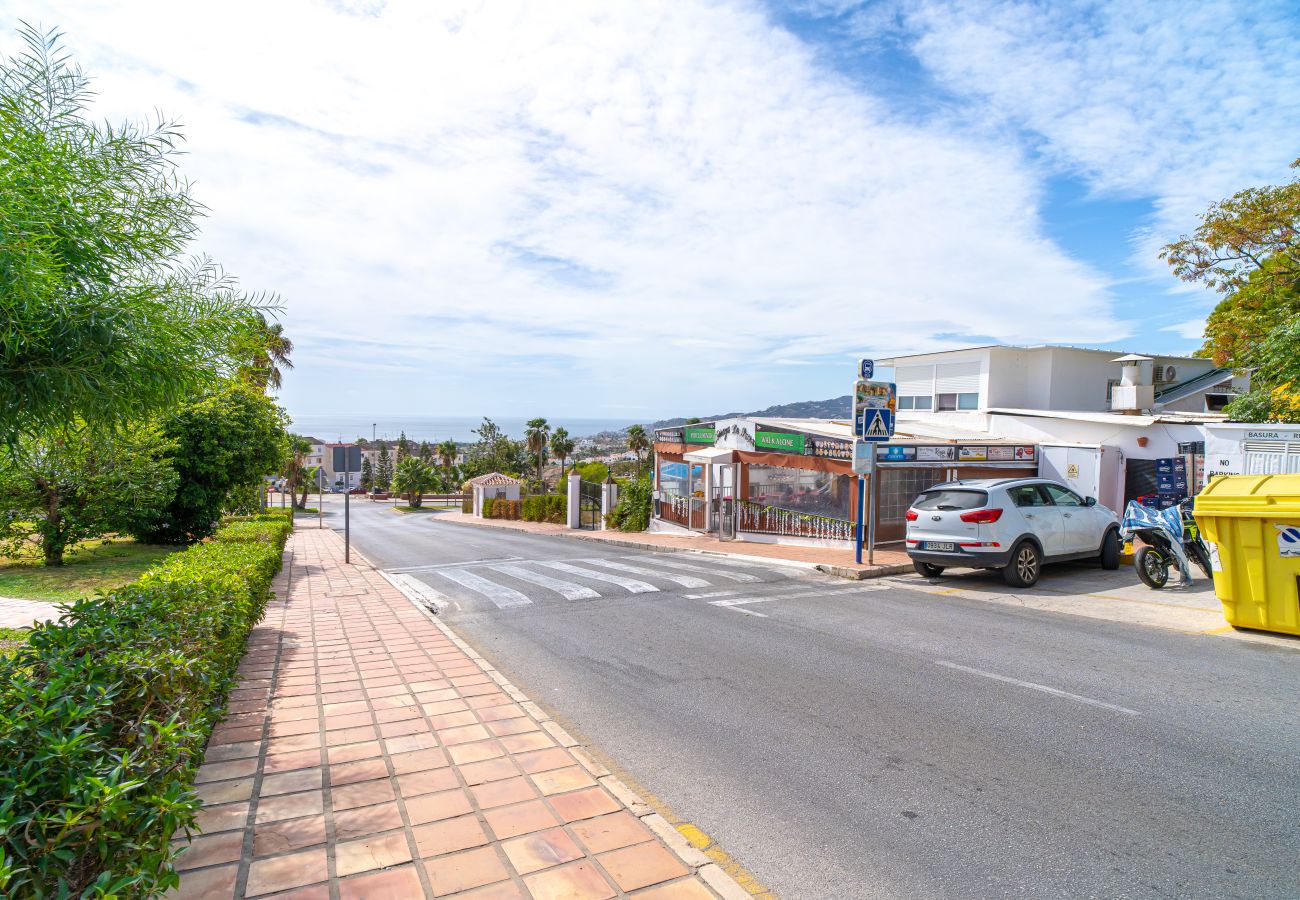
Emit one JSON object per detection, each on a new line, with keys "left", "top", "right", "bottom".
{"left": 286, "top": 414, "right": 637, "bottom": 444}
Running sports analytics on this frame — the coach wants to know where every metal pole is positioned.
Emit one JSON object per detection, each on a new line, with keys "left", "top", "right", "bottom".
{"left": 855, "top": 474, "right": 865, "bottom": 565}
{"left": 867, "top": 459, "right": 878, "bottom": 566}
{"left": 344, "top": 448, "right": 351, "bottom": 564}
{"left": 319, "top": 475, "right": 323, "bottom": 529}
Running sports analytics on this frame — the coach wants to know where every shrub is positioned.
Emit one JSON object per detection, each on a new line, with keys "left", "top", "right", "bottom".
{"left": 606, "top": 475, "right": 652, "bottom": 532}
{"left": 462, "top": 497, "right": 472, "bottom": 513}
{"left": 0, "top": 515, "right": 290, "bottom": 897}
{"left": 545, "top": 494, "right": 566, "bottom": 524}
{"left": 481, "top": 497, "right": 495, "bottom": 518}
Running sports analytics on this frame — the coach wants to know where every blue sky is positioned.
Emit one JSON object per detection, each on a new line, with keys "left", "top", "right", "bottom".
{"left": 3, "top": 0, "right": 1297, "bottom": 424}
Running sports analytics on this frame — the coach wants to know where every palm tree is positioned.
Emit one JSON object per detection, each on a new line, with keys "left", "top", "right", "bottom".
{"left": 437, "top": 439, "right": 458, "bottom": 471}
{"left": 392, "top": 457, "right": 437, "bottom": 508}
{"left": 525, "top": 418, "right": 550, "bottom": 492}
{"left": 240, "top": 313, "right": 294, "bottom": 391}
{"left": 626, "top": 424, "right": 650, "bottom": 477}
{"left": 282, "top": 435, "right": 313, "bottom": 509}
{"left": 550, "top": 428, "right": 575, "bottom": 480}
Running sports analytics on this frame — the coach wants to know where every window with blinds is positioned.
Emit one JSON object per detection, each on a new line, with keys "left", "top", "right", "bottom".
{"left": 895, "top": 365, "right": 933, "bottom": 396}
{"left": 935, "top": 361, "right": 980, "bottom": 393}
{"left": 1243, "top": 441, "right": 1300, "bottom": 474}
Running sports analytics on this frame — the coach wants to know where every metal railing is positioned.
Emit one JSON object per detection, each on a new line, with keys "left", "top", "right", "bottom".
{"left": 737, "top": 500, "right": 854, "bottom": 541}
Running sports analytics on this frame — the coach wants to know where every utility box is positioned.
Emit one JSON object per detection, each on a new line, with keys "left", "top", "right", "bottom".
{"left": 1194, "top": 474, "right": 1300, "bottom": 636}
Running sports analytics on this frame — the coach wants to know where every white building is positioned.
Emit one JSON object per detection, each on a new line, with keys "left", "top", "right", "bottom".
{"left": 876, "top": 345, "right": 1242, "bottom": 415}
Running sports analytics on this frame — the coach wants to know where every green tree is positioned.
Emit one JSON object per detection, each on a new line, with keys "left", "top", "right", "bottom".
{"left": 626, "top": 424, "right": 650, "bottom": 476}
{"left": 0, "top": 26, "right": 273, "bottom": 443}
{"left": 525, "top": 418, "right": 550, "bottom": 491}
{"left": 418, "top": 440, "right": 434, "bottom": 464}
{"left": 550, "top": 428, "right": 575, "bottom": 479}
{"left": 360, "top": 456, "right": 374, "bottom": 491}
{"left": 281, "top": 435, "right": 314, "bottom": 510}
{"left": 1163, "top": 159, "right": 1300, "bottom": 420}
{"left": 396, "top": 431, "right": 411, "bottom": 464}
{"left": 0, "top": 424, "right": 177, "bottom": 565}
{"left": 392, "top": 457, "right": 438, "bottom": 508}
{"left": 237, "top": 314, "right": 294, "bottom": 392}
{"left": 463, "top": 418, "right": 529, "bottom": 478}
{"left": 606, "top": 474, "right": 652, "bottom": 532}
{"left": 136, "top": 385, "right": 289, "bottom": 542}
{"left": 685, "top": 417, "right": 702, "bottom": 425}
{"left": 437, "top": 439, "right": 458, "bottom": 470}
{"left": 375, "top": 444, "right": 394, "bottom": 491}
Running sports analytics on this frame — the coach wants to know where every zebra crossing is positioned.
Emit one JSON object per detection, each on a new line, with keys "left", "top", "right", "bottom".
{"left": 404, "top": 552, "right": 881, "bottom": 613}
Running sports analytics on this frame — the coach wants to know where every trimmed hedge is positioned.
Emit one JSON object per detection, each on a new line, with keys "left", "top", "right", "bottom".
{"left": 521, "top": 495, "right": 566, "bottom": 524}
{"left": 0, "top": 511, "right": 292, "bottom": 897}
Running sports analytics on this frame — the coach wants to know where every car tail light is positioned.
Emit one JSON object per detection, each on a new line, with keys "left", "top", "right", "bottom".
{"left": 905, "top": 509, "right": 919, "bottom": 521}
{"left": 959, "top": 508, "right": 1003, "bottom": 524}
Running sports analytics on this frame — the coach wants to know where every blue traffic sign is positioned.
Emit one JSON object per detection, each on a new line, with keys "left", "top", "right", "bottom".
{"left": 856, "top": 408, "right": 893, "bottom": 440}
{"left": 859, "top": 358, "right": 874, "bottom": 379}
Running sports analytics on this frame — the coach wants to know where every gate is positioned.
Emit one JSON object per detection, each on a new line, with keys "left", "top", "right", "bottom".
{"left": 578, "top": 480, "right": 602, "bottom": 530}
{"left": 717, "top": 493, "right": 737, "bottom": 541}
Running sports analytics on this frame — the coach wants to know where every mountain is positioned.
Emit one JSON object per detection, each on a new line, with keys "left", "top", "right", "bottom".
{"left": 649, "top": 395, "right": 852, "bottom": 429}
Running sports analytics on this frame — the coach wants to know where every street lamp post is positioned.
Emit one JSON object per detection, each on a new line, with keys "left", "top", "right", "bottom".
{"left": 344, "top": 447, "right": 351, "bottom": 564}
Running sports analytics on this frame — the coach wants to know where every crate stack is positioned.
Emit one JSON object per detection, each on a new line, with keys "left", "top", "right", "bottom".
{"left": 1140, "top": 457, "right": 1188, "bottom": 510}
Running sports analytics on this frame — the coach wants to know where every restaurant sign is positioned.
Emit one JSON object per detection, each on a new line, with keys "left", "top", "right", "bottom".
{"left": 958, "top": 446, "right": 988, "bottom": 461}
{"left": 683, "top": 426, "right": 717, "bottom": 444}
{"left": 755, "top": 430, "right": 806, "bottom": 453}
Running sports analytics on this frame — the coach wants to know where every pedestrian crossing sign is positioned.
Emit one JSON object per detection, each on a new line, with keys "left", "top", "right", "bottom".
{"left": 858, "top": 408, "right": 893, "bottom": 441}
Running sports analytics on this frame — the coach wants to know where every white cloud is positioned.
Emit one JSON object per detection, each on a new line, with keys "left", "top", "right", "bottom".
{"left": 1162, "top": 318, "right": 1209, "bottom": 341}
{"left": 1, "top": 1, "right": 1154, "bottom": 418}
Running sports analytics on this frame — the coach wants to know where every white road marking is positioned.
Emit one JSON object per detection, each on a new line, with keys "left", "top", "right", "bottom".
{"left": 580, "top": 558, "right": 709, "bottom": 588}
{"left": 535, "top": 561, "right": 659, "bottom": 594}
{"left": 434, "top": 568, "right": 532, "bottom": 609}
{"left": 936, "top": 661, "right": 1139, "bottom": 716}
{"left": 488, "top": 564, "right": 599, "bottom": 600}
{"left": 709, "top": 597, "right": 775, "bottom": 608}
{"left": 683, "top": 591, "right": 737, "bottom": 599}
{"left": 390, "top": 557, "right": 525, "bottom": 573}
{"left": 623, "top": 556, "right": 762, "bottom": 583}
{"left": 382, "top": 572, "right": 452, "bottom": 613}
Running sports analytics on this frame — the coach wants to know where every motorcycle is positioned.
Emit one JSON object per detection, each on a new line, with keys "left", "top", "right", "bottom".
{"left": 1120, "top": 498, "right": 1213, "bottom": 589}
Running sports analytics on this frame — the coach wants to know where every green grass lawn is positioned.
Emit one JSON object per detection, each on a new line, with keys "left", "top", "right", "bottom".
{"left": 391, "top": 504, "right": 445, "bottom": 514}
{"left": 0, "top": 626, "right": 28, "bottom": 658}
{"left": 0, "top": 537, "right": 180, "bottom": 603}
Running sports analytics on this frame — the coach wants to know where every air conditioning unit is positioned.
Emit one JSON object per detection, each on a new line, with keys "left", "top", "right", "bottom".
{"left": 1165, "top": 365, "right": 1176, "bottom": 383}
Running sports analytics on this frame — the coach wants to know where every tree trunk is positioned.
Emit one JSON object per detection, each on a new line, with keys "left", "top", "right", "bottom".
{"left": 411, "top": 492, "right": 423, "bottom": 508}
{"left": 38, "top": 481, "right": 66, "bottom": 566}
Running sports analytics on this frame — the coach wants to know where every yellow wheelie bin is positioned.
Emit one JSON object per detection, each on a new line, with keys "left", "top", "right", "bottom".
{"left": 1194, "top": 473, "right": 1300, "bottom": 635}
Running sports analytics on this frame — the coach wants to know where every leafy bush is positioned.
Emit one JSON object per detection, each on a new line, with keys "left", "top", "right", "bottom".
{"left": 574, "top": 461, "right": 609, "bottom": 483}
{"left": 481, "top": 497, "right": 495, "bottom": 518}
{"left": 606, "top": 475, "right": 652, "bottom": 532}
{"left": 489, "top": 499, "right": 521, "bottom": 520}
{"left": 462, "top": 497, "right": 472, "bottom": 513}
{"left": 0, "top": 514, "right": 290, "bottom": 897}
{"left": 545, "top": 494, "right": 566, "bottom": 524}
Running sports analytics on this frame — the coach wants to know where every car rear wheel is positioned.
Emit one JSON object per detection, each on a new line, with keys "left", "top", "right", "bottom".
{"left": 1099, "top": 529, "right": 1120, "bottom": 570}
{"left": 1003, "top": 540, "right": 1041, "bottom": 588}
{"left": 913, "top": 561, "right": 944, "bottom": 578}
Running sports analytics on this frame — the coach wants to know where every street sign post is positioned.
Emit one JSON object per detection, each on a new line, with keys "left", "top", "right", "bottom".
{"left": 854, "top": 447, "right": 877, "bottom": 565}
{"left": 852, "top": 375, "right": 895, "bottom": 564}
{"left": 859, "top": 358, "right": 874, "bottom": 380}
{"left": 854, "top": 380, "right": 897, "bottom": 440}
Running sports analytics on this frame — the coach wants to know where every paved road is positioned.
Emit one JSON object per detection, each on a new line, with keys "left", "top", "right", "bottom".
{"left": 327, "top": 500, "right": 1300, "bottom": 899}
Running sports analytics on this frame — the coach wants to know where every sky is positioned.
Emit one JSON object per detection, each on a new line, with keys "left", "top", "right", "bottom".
{"left": 3, "top": 0, "right": 1298, "bottom": 423}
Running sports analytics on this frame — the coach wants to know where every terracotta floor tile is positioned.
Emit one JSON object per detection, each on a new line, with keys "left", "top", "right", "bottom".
{"left": 322, "top": 700, "right": 369, "bottom": 717}
{"left": 455, "top": 883, "right": 528, "bottom": 900}
{"left": 335, "top": 830, "right": 413, "bottom": 877}
{"left": 253, "top": 814, "right": 328, "bottom": 857}
{"left": 486, "top": 718, "right": 539, "bottom": 738}
{"left": 466, "top": 693, "right": 512, "bottom": 710}
{"left": 205, "top": 740, "right": 262, "bottom": 762}
{"left": 337, "top": 864, "right": 425, "bottom": 900}
{"left": 196, "top": 777, "right": 255, "bottom": 805}
{"left": 405, "top": 788, "right": 475, "bottom": 825}
{"left": 265, "top": 748, "right": 324, "bottom": 774}
{"left": 374, "top": 705, "right": 423, "bottom": 724}
{"left": 412, "top": 814, "right": 489, "bottom": 858}
{"left": 548, "top": 788, "right": 621, "bottom": 823}
{"left": 194, "top": 801, "right": 249, "bottom": 834}
{"left": 438, "top": 723, "right": 491, "bottom": 746}
{"left": 324, "top": 712, "right": 374, "bottom": 731}
{"left": 331, "top": 757, "right": 390, "bottom": 786}
{"left": 530, "top": 767, "right": 598, "bottom": 797}
{"left": 269, "top": 718, "right": 321, "bottom": 738}
{"left": 255, "top": 790, "right": 325, "bottom": 823}
{"left": 325, "top": 725, "right": 378, "bottom": 747}
{"left": 245, "top": 847, "right": 328, "bottom": 897}
{"left": 385, "top": 732, "right": 439, "bottom": 754}
{"left": 274, "top": 704, "right": 323, "bottom": 723}
{"left": 332, "top": 779, "right": 397, "bottom": 811}
{"left": 449, "top": 741, "right": 505, "bottom": 765}
{"left": 390, "top": 748, "right": 450, "bottom": 775}
{"left": 522, "top": 860, "right": 615, "bottom": 900}
{"left": 632, "top": 879, "right": 717, "bottom": 899}
{"left": 501, "top": 827, "right": 583, "bottom": 875}
{"left": 196, "top": 758, "right": 258, "bottom": 784}
{"left": 482, "top": 799, "right": 561, "bottom": 840}
{"left": 458, "top": 757, "right": 520, "bottom": 786}
{"left": 212, "top": 724, "right": 265, "bottom": 744}
{"left": 514, "top": 748, "right": 575, "bottom": 775}
{"left": 568, "top": 811, "right": 653, "bottom": 855}
{"left": 173, "top": 831, "right": 244, "bottom": 871}
{"left": 261, "top": 768, "right": 324, "bottom": 797}
{"left": 498, "top": 732, "right": 554, "bottom": 754}
{"left": 333, "top": 801, "right": 405, "bottom": 841}
{"left": 470, "top": 777, "right": 537, "bottom": 809}
{"left": 263, "top": 884, "right": 331, "bottom": 900}
{"left": 424, "top": 846, "right": 510, "bottom": 896}
{"left": 170, "top": 862, "right": 238, "bottom": 898}
{"left": 267, "top": 732, "right": 323, "bottom": 754}
{"left": 428, "top": 710, "right": 479, "bottom": 730}
{"left": 477, "top": 704, "right": 526, "bottom": 723}
{"left": 597, "top": 843, "right": 689, "bottom": 892}
{"left": 397, "top": 767, "right": 460, "bottom": 798}
{"left": 418, "top": 688, "right": 462, "bottom": 705}
{"left": 421, "top": 699, "right": 467, "bottom": 716}
{"left": 328, "top": 741, "right": 384, "bottom": 765}
{"left": 459, "top": 683, "right": 504, "bottom": 698}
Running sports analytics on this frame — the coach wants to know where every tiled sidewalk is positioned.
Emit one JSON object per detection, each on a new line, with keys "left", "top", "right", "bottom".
{"left": 428, "top": 509, "right": 910, "bottom": 576}
{"left": 173, "top": 527, "right": 740, "bottom": 899}
{"left": 0, "top": 596, "right": 62, "bottom": 629}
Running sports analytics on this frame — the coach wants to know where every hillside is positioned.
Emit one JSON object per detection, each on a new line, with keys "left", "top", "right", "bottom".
{"left": 649, "top": 395, "right": 852, "bottom": 429}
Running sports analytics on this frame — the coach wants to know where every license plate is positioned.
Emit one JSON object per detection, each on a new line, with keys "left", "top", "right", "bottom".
{"left": 923, "top": 541, "right": 955, "bottom": 552}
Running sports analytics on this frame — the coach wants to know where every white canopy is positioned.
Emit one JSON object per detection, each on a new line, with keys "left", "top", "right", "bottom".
{"left": 683, "top": 446, "right": 735, "bottom": 464}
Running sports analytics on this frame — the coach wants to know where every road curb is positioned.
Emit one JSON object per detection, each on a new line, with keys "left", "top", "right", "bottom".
{"left": 381, "top": 568, "right": 758, "bottom": 899}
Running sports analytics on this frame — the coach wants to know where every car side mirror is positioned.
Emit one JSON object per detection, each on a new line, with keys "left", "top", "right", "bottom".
{"left": 1085, "top": 496, "right": 1097, "bottom": 506}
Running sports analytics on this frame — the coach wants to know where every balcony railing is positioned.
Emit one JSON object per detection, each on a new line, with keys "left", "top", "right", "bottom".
{"left": 737, "top": 500, "right": 854, "bottom": 541}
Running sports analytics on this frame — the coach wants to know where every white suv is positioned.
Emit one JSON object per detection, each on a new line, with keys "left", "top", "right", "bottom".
{"left": 905, "top": 478, "right": 1121, "bottom": 588}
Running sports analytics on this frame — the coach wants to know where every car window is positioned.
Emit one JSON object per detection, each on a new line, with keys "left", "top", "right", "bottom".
{"left": 1042, "top": 484, "right": 1084, "bottom": 507}
{"left": 1008, "top": 485, "right": 1049, "bottom": 507}
{"left": 913, "top": 489, "right": 987, "bottom": 511}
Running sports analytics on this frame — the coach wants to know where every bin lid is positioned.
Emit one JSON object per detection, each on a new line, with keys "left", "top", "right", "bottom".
{"left": 1194, "top": 473, "right": 1300, "bottom": 517}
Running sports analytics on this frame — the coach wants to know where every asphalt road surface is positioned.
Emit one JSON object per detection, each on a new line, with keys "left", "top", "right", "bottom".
{"left": 326, "top": 499, "right": 1300, "bottom": 899}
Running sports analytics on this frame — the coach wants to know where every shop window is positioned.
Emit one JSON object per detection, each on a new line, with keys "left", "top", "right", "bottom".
{"left": 658, "top": 461, "right": 699, "bottom": 497}
{"left": 746, "top": 465, "right": 851, "bottom": 520}
{"left": 937, "top": 392, "right": 978, "bottom": 411}
{"left": 900, "top": 395, "right": 932, "bottom": 410}
{"left": 898, "top": 396, "right": 914, "bottom": 410}
{"left": 957, "top": 392, "right": 979, "bottom": 410}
